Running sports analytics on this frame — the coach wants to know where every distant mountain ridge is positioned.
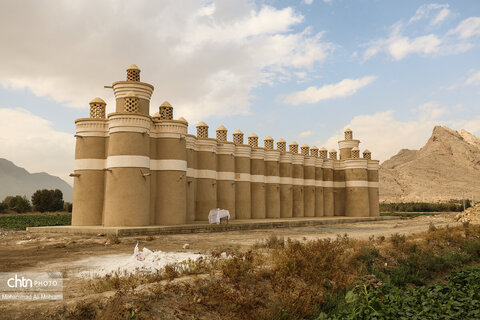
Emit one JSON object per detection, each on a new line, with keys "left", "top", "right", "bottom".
{"left": 380, "top": 126, "right": 480, "bottom": 203}
{"left": 0, "top": 158, "right": 72, "bottom": 202}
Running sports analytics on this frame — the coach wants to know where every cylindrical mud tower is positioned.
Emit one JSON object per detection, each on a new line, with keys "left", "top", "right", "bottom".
{"left": 195, "top": 122, "right": 217, "bottom": 221}
{"left": 250, "top": 134, "right": 266, "bottom": 219}
{"left": 291, "top": 142, "right": 304, "bottom": 217}
{"left": 72, "top": 98, "right": 108, "bottom": 226}
{"left": 264, "top": 137, "right": 280, "bottom": 218}
{"left": 216, "top": 125, "right": 236, "bottom": 219}
{"left": 152, "top": 104, "right": 188, "bottom": 225}
{"left": 278, "top": 139, "right": 293, "bottom": 218}
{"left": 314, "top": 154, "right": 324, "bottom": 217}
{"left": 366, "top": 150, "right": 380, "bottom": 217}
{"left": 233, "top": 130, "right": 251, "bottom": 220}
{"left": 344, "top": 156, "right": 370, "bottom": 217}
{"left": 185, "top": 134, "right": 197, "bottom": 222}
{"left": 103, "top": 111, "right": 152, "bottom": 226}
{"left": 321, "top": 148, "right": 334, "bottom": 217}
{"left": 103, "top": 66, "right": 155, "bottom": 226}
{"left": 302, "top": 145, "right": 315, "bottom": 217}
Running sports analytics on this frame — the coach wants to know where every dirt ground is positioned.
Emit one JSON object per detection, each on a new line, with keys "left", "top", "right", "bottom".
{"left": 0, "top": 213, "right": 462, "bottom": 319}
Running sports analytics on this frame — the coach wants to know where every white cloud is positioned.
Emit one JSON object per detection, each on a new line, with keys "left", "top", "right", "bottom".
{"left": 409, "top": 4, "right": 451, "bottom": 25}
{"left": 448, "top": 69, "right": 480, "bottom": 89}
{"left": 321, "top": 102, "right": 470, "bottom": 162}
{"left": 283, "top": 75, "right": 377, "bottom": 105}
{"left": 363, "top": 6, "right": 480, "bottom": 61}
{"left": 363, "top": 24, "right": 442, "bottom": 61}
{"left": 0, "top": 108, "right": 74, "bottom": 184}
{"left": 0, "top": 1, "right": 333, "bottom": 123}
{"left": 465, "top": 70, "right": 480, "bottom": 86}
{"left": 448, "top": 17, "right": 480, "bottom": 39}
{"left": 304, "top": 0, "right": 314, "bottom": 4}
{"left": 299, "top": 130, "right": 313, "bottom": 137}
{"left": 412, "top": 101, "right": 448, "bottom": 120}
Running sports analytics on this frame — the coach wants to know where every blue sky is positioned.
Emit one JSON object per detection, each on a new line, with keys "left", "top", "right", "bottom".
{"left": 0, "top": 0, "right": 479, "bottom": 183}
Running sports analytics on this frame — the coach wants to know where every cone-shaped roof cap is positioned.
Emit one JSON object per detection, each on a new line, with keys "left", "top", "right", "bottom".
{"left": 344, "top": 128, "right": 352, "bottom": 132}
{"left": 311, "top": 145, "right": 318, "bottom": 150}
{"left": 197, "top": 121, "right": 208, "bottom": 127}
{"left": 320, "top": 147, "right": 327, "bottom": 151}
{"left": 233, "top": 129, "right": 243, "bottom": 134}
{"left": 277, "top": 138, "right": 286, "bottom": 143}
{"left": 363, "top": 149, "right": 371, "bottom": 153}
{"left": 248, "top": 133, "right": 258, "bottom": 138}
{"left": 301, "top": 144, "right": 309, "bottom": 148}
{"left": 127, "top": 64, "right": 140, "bottom": 70}
{"left": 217, "top": 125, "right": 227, "bottom": 131}
{"left": 329, "top": 149, "right": 337, "bottom": 152}
{"left": 289, "top": 141, "right": 298, "bottom": 145}
{"left": 264, "top": 136, "right": 273, "bottom": 140}
{"left": 160, "top": 101, "right": 172, "bottom": 107}
{"left": 89, "top": 97, "right": 106, "bottom": 104}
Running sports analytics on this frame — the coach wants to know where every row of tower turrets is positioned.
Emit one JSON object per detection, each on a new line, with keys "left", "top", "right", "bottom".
{"left": 71, "top": 65, "right": 379, "bottom": 227}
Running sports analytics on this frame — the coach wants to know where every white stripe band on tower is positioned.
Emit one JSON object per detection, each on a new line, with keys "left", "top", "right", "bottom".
{"left": 235, "top": 173, "right": 251, "bottom": 182}
{"left": 150, "top": 159, "right": 187, "bottom": 171}
{"left": 106, "top": 155, "right": 150, "bottom": 169}
{"left": 250, "top": 175, "right": 265, "bottom": 183}
{"left": 216, "top": 172, "right": 235, "bottom": 181}
{"left": 265, "top": 176, "right": 280, "bottom": 184}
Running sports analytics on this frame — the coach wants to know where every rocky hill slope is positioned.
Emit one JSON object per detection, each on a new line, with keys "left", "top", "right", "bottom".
{"left": 0, "top": 158, "right": 72, "bottom": 202}
{"left": 380, "top": 126, "right": 480, "bottom": 203}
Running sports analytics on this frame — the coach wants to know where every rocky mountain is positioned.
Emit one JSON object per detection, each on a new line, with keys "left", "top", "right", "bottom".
{"left": 0, "top": 158, "right": 72, "bottom": 202}
{"left": 380, "top": 126, "right": 480, "bottom": 203}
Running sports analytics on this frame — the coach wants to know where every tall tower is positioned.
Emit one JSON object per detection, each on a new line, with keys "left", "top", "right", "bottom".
{"left": 103, "top": 65, "right": 154, "bottom": 226}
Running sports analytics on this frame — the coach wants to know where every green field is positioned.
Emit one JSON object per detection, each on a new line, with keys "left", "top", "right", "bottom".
{"left": 0, "top": 214, "right": 71, "bottom": 230}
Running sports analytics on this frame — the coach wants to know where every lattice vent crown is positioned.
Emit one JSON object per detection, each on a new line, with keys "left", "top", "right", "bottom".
{"left": 344, "top": 128, "right": 353, "bottom": 140}
{"left": 310, "top": 146, "right": 319, "bottom": 157}
{"left": 216, "top": 125, "right": 227, "bottom": 142}
{"left": 277, "top": 139, "right": 286, "bottom": 152}
{"left": 126, "top": 64, "right": 140, "bottom": 82}
{"left": 197, "top": 122, "right": 209, "bottom": 138}
{"left": 248, "top": 134, "right": 258, "bottom": 148}
{"left": 351, "top": 147, "right": 360, "bottom": 159}
{"left": 319, "top": 148, "right": 328, "bottom": 159}
{"left": 233, "top": 130, "right": 244, "bottom": 144}
{"left": 89, "top": 97, "right": 106, "bottom": 119}
{"left": 159, "top": 101, "right": 173, "bottom": 120}
{"left": 301, "top": 145, "right": 310, "bottom": 156}
{"left": 329, "top": 149, "right": 338, "bottom": 160}
{"left": 363, "top": 149, "right": 371, "bottom": 160}
{"left": 289, "top": 142, "right": 298, "bottom": 154}
{"left": 264, "top": 136, "right": 274, "bottom": 150}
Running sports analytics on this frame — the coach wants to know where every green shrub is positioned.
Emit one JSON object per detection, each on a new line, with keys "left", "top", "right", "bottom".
{"left": 2, "top": 195, "right": 31, "bottom": 213}
{"left": 31, "top": 189, "right": 64, "bottom": 212}
{"left": 380, "top": 202, "right": 464, "bottom": 213}
{"left": 64, "top": 202, "right": 73, "bottom": 213}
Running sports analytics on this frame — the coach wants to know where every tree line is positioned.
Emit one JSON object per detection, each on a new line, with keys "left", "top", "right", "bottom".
{"left": 0, "top": 189, "right": 72, "bottom": 213}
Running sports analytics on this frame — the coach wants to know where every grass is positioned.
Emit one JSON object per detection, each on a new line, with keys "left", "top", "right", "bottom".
{"left": 0, "top": 213, "right": 71, "bottom": 229}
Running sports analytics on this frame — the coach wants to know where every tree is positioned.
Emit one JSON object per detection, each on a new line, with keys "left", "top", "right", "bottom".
{"left": 31, "top": 189, "right": 64, "bottom": 212}
{"left": 2, "top": 195, "right": 31, "bottom": 213}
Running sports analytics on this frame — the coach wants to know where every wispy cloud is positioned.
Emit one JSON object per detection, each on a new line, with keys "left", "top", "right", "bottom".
{"left": 409, "top": 3, "right": 451, "bottom": 25}
{"left": 283, "top": 75, "right": 377, "bottom": 105}
{"left": 363, "top": 12, "right": 480, "bottom": 61}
